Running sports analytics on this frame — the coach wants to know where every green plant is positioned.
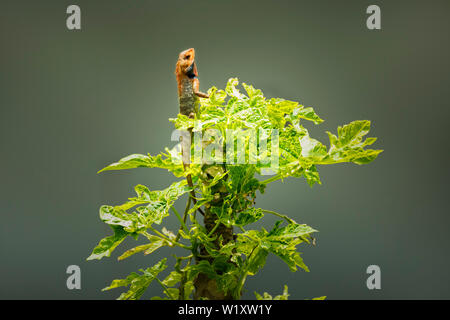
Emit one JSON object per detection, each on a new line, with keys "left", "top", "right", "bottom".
{"left": 87, "top": 78, "right": 382, "bottom": 300}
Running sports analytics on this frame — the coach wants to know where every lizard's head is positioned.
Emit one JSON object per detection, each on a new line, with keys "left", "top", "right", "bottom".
{"left": 176, "top": 48, "right": 196, "bottom": 74}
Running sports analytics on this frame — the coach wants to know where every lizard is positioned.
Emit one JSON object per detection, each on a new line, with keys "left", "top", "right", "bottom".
{"left": 175, "top": 48, "right": 209, "bottom": 219}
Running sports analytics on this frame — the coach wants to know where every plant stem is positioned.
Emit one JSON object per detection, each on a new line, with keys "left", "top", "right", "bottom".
{"left": 175, "top": 195, "right": 192, "bottom": 242}
{"left": 260, "top": 173, "right": 282, "bottom": 185}
{"left": 155, "top": 277, "right": 176, "bottom": 300}
{"left": 176, "top": 254, "right": 193, "bottom": 260}
{"left": 234, "top": 245, "right": 257, "bottom": 299}
{"left": 172, "top": 206, "right": 189, "bottom": 235}
{"left": 261, "top": 209, "right": 296, "bottom": 224}
{"left": 146, "top": 228, "right": 192, "bottom": 250}
{"left": 207, "top": 219, "right": 221, "bottom": 237}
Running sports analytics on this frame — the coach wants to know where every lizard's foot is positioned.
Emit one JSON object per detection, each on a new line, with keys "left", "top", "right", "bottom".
{"left": 195, "top": 91, "right": 209, "bottom": 99}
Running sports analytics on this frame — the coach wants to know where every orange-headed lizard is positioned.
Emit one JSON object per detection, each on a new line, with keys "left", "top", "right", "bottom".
{"left": 175, "top": 48, "right": 209, "bottom": 219}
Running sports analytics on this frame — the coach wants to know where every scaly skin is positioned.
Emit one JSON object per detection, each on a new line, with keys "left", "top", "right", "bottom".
{"left": 175, "top": 48, "right": 209, "bottom": 117}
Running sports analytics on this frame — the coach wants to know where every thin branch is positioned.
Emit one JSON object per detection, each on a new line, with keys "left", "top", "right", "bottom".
{"left": 234, "top": 244, "right": 258, "bottom": 299}
{"left": 260, "top": 173, "right": 282, "bottom": 185}
{"left": 172, "top": 206, "right": 189, "bottom": 235}
{"left": 175, "top": 195, "right": 192, "bottom": 242}
{"left": 207, "top": 219, "right": 221, "bottom": 237}
{"left": 146, "top": 228, "right": 192, "bottom": 250}
{"left": 261, "top": 209, "right": 296, "bottom": 224}
{"left": 155, "top": 277, "right": 176, "bottom": 300}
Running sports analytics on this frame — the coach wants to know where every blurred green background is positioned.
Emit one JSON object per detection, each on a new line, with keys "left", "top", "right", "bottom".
{"left": 1, "top": 0, "right": 449, "bottom": 299}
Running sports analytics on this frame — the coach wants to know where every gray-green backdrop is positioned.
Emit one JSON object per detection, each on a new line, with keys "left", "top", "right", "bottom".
{"left": 1, "top": 0, "right": 449, "bottom": 299}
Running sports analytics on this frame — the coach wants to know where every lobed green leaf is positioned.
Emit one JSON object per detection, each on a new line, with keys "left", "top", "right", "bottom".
{"left": 87, "top": 226, "right": 129, "bottom": 261}
{"left": 102, "top": 258, "right": 168, "bottom": 300}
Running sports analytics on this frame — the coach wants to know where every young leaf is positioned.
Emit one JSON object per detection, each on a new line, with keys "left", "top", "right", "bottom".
{"left": 87, "top": 225, "right": 128, "bottom": 261}
{"left": 267, "top": 222, "right": 318, "bottom": 239}
{"left": 323, "top": 120, "right": 383, "bottom": 165}
{"left": 246, "top": 247, "right": 269, "bottom": 275}
{"left": 162, "top": 271, "right": 182, "bottom": 287}
{"left": 254, "top": 285, "right": 290, "bottom": 300}
{"left": 295, "top": 107, "right": 324, "bottom": 125}
{"left": 100, "top": 180, "right": 191, "bottom": 233}
{"left": 234, "top": 208, "right": 264, "bottom": 226}
{"left": 98, "top": 154, "right": 153, "bottom": 172}
{"left": 273, "top": 285, "right": 290, "bottom": 300}
{"left": 117, "top": 235, "right": 168, "bottom": 261}
{"left": 98, "top": 152, "right": 185, "bottom": 177}
{"left": 103, "top": 258, "right": 168, "bottom": 300}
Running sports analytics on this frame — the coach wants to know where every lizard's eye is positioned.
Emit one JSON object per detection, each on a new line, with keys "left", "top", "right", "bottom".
{"left": 185, "top": 55, "right": 191, "bottom": 60}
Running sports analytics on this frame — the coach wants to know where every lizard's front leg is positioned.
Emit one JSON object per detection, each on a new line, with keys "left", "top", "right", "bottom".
{"left": 193, "top": 78, "right": 209, "bottom": 98}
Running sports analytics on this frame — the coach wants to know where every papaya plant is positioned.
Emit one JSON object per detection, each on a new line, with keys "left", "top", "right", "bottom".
{"left": 87, "top": 78, "right": 382, "bottom": 300}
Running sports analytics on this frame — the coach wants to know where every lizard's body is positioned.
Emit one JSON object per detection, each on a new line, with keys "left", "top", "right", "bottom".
{"left": 178, "top": 76, "right": 196, "bottom": 117}
{"left": 176, "top": 48, "right": 209, "bottom": 117}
